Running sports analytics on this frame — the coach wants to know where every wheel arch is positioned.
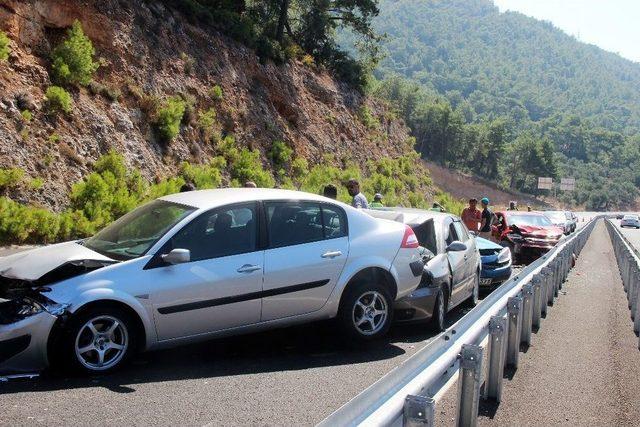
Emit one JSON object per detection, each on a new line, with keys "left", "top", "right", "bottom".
{"left": 340, "top": 266, "right": 398, "bottom": 302}
{"left": 48, "top": 299, "right": 148, "bottom": 360}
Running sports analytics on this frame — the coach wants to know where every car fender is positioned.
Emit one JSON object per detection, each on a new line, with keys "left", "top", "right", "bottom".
{"left": 322, "top": 256, "right": 394, "bottom": 318}
{"left": 64, "top": 285, "right": 156, "bottom": 350}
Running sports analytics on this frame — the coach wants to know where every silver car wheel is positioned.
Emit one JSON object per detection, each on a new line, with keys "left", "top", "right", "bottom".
{"left": 352, "top": 291, "right": 388, "bottom": 336}
{"left": 74, "top": 315, "right": 129, "bottom": 371}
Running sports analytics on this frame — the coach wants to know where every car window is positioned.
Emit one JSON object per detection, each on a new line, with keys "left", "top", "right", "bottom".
{"left": 411, "top": 219, "right": 438, "bottom": 254}
{"left": 166, "top": 203, "right": 257, "bottom": 261}
{"left": 266, "top": 201, "right": 324, "bottom": 248}
{"left": 445, "top": 221, "right": 459, "bottom": 245}
{"left": 321, "top": 204, "right": 348, "bottom": 239}
{"left": 453, "top": 221, "right": 469, "bottom": 241}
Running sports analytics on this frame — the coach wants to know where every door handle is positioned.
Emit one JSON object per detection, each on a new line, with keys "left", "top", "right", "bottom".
{"left": 237, "top": 264, "right": 262, "bottom": 273}
{"left": 321, "top": 251, "right": 342, "bottom": 259}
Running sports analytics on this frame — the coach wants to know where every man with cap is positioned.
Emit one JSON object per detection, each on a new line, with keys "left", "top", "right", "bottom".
{"left": 346, "top": 179, "right": 369, "bottom": 209}
{"left": 370, "top": 193, "right": 384, "bottom": 208}
{"left": 479, "top": 197, "right": 494, "bottom": 240}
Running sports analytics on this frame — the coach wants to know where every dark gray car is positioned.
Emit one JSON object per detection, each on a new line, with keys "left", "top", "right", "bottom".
{"left": 366, "top": 209, "right": 481, "bottom": 331}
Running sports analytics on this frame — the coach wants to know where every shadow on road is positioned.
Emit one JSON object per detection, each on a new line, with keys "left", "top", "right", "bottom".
{"left": 0, "top": 282, "right": 487, "bottom": 395}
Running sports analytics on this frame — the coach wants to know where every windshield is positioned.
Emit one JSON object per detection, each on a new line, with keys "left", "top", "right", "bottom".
{"left": 623, "top": 215, "right": 639, "bottom": 220}
{"left": 544, "top": 212, "right": 566, "bottom": 222}
{"left": 509, "top": 214, "right": 553, "bottom": 227}
{"left": 83, "top": 200, "right": 196, "bottom": 260}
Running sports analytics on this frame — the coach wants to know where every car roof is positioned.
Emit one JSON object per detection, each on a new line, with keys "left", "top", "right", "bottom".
{"left": 160, "top": 188, "right": 339, "bottom": 210}
{"left": 365, "top": 207, "right": 454, "bottom": 225}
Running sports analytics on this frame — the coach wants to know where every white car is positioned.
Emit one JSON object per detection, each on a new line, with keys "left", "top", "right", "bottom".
{"left": 620, "top": 214, "right": 640, "bottom": 229}
{"left": 0, "top": 189, "right": 423, "bottom": 374}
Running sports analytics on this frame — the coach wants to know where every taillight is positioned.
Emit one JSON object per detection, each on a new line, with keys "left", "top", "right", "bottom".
{"left": 401, "top": 225, "right": 420, "bottom": 249}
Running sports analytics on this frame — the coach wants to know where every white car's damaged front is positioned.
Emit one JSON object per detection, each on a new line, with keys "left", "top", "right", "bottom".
{"left": 0, "top": 244, "right": 117, "bottom": 374}
{"left": 0, "top": 199, "right": 195, "bottom": 374}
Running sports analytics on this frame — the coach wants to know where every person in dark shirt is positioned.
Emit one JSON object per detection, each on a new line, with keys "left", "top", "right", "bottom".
{"left": 479, "top": 197, "right": 494, "bottom": 240}
{"left": 323, "top": 184, "right": 338, "bottom": 200}
{"left": 180, "top": 182, "right": 196, "bottom": 192}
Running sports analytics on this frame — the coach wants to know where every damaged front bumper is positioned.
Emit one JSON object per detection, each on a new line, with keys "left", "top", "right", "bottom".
{"left": 0, "top": 298, "right": 68, "bottom": 374}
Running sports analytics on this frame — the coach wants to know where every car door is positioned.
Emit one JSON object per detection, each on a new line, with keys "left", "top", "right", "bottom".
{"left": 453, "top": 220, "right": 477, "bottom": 296}
{"left": 261, "top": 201, "right": 349, "bottom": 321}
{"left": 444, "top": 217, "right": 467, "bottom": 307}
{"left": 148, "top": 202, "right": 264, "bottom": 341}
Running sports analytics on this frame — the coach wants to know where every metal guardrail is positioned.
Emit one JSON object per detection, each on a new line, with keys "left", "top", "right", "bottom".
{"left": 604, "top": 219, "right": 640, "bottom": 350}
{"left": 319, "top": 218, "right": 598, "bottom": 427}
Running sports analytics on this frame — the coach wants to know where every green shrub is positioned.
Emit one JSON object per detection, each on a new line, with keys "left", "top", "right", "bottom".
{"left": 179, "top": 157, "right": 226, "bottom": 189}
{"left": 229, "top": 148, "right": 275, "bottom": 188}
{"left": 180, "top": 52, "right": 195, "bottom": 74}
{"left": 155, "top": 96, "right": 186, "bottom": 142}
{"left": 21, "top": 110, "right": 32, "bottom": 122}
{"left": 0, "top": 31, "right": 9, "bottom": 62}
{"left": 51, "top": 20, "right": 99, "bottom": 86}
{"left": 45, "top": 86, "right": 73, "bottom": 114}
{"left": 359, "top": 106, "right": 379, "bottom": 130}
{"left": 197, "top": 108, "right": 220, "bottom": 142}
{"left": 268, "top": 140, "right": 293, "bottom": 170}
{"left": 0, "top": 168, "right": 24, "bottom": 190}
{"left": 291, "top": 157, "right": 309, "bottom": 180}
{"left": 29, "top": 177, "right": 44, "bottom": 190}
{"left": 210, "top": 85, "right": 223, "bottom": 101}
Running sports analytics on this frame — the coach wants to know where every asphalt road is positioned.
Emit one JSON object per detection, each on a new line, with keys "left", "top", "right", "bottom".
{"left": 460, "top": 220, "right": 640, "bottom": 426}
{"left": 0, "top": 246, "right": 522, "bottom": 426}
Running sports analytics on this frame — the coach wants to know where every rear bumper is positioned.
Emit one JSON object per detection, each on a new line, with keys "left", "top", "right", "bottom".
{"left": 0, "top": 311, "right": 57, "bottom": 374}
{"left": 393, "top": 286, "right": 438, "bottom": 322}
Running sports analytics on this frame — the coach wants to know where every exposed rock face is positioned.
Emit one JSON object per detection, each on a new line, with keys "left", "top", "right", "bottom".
{"left": 0, "top": 0, "right": 411, "bottom": 210}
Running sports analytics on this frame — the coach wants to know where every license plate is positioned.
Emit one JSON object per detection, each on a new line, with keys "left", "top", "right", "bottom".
{"left": 481, "top": 278, "right": 493, "bottom": 285}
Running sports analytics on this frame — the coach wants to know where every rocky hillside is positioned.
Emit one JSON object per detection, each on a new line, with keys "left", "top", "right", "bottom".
{"left": 0, "top": 0, "right": 412, "bottom": 211}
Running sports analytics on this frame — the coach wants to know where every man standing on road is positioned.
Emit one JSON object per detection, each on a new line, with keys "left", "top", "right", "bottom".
{"left": 346, "top": 179, "right": 369, "bottom": 209}
{"left": 323, "top": 184, "right": 337, "bottom": 200}
{"left": 479, "top": 197, "right": 494, "bottom": 240}
{"left": 508, "top": 200, "right": 518, "bottom": 211}
{"left": 461, "top": 198, "right": 482, "bottom": 232}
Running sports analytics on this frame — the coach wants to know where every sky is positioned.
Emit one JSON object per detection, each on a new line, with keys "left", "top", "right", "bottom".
{"left": 493, "top": 0, "right": 640, "bottom": 63}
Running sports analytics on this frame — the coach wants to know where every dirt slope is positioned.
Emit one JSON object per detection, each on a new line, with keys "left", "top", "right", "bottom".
{"left": 424, "top": 160, "right": 557, "bottom": 210}
{"left": 0, "top": 0, "right": 411, "bottom": 210}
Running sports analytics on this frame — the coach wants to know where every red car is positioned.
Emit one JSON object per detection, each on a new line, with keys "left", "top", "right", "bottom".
{"left": 491, "top": 211, "right": 564, "bottom": 263}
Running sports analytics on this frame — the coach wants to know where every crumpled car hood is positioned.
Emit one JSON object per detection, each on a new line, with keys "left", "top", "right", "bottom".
{"left": 512, "top": 225, "right": 563, "bottom": 237}
{"left": 0, "top": 241, "right": 115, "bottom": 282}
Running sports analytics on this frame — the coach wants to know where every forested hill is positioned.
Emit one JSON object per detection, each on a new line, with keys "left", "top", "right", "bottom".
{"left": 366, "top": 0, "right": 640, "bottom": 209}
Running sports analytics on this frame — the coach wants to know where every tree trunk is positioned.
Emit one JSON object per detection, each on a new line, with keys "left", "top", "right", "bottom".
{"left": 276, "top": 0, "right": 290, "bottom": 43}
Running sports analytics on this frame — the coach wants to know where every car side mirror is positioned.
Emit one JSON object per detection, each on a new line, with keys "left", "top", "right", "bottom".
{"left": 161, "top": 248, "right": 190, "bottom": 265}
{"left": 446, "top": 241, "right": 467, "bottom": 252}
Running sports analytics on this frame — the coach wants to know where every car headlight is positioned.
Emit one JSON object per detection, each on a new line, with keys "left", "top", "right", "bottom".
{"left": 497, "top": 247, "right": 511, "bottom": 263}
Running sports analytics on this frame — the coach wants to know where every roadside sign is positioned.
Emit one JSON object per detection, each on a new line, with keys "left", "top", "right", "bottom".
{"left": 538, "top": 177, "right": 553, "bottom": 190}
{"left": 560, "top": 177, "right": 575, "bottom": 191}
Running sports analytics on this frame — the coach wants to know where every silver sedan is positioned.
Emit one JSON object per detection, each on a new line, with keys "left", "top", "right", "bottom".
{"left": 0, "top": 189, "right": 423, "bottom": 374}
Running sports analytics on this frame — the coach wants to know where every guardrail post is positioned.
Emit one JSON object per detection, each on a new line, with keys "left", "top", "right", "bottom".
{"left": 485, "top": 316, "right": 507, "bottom": 402}
{"left": 456, "top": 344, "right": 483, "bottom": 427}
{"left": 553, "top": 255, "right": 562, "bottom": 298}
{"left": 545, "top": 265, "right": 555, "bottom": 306}
{"left": 634, "top": 288, "right": 640, "bottom": 335}
{"left": 540, "top": 267, "right": 551, "bottom": 316}
{"left": 531, "top": 275, "right": 542, "bottom": 329}
{"left": 520, "top": 284, "right": 534, "bottom": 345}
{"left": 403, "top": 395, "right": 435, "bottom": 427}
{"left": 506, "top": 296, "right": 523, "bottom": 368}
{"left": 622, "top": 254, "right": 630, "bottom": 292}
{"left": 629, "top": 260, "right": 638, "bottom": 311}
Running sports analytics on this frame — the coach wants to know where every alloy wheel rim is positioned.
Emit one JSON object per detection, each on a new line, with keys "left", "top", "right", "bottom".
{"left": 352, "top": 291, "right": 388, "bottom": 336}
{"left": 74, "top": 315, "right": 128, "bottom": 371}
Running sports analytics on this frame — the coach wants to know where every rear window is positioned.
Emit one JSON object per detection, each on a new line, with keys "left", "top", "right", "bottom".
{"left": 623, "top": 215, "right": 638, "bottom": 220}
{"left": 411, "top": 219, "right": 438, "bottom": 255}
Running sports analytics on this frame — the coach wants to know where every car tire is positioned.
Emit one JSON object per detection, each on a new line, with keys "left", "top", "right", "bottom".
{"left": 59, "top": 306, "right": 137, "bottom": 375}
{"left": 338, "top": 281, "right": 393, "bottom": 341}
{"left": 467, "top": 273, "right": 480, "bottom": 307}
{"left": 429, "top": 286, "right": 447, "bottom": 332}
